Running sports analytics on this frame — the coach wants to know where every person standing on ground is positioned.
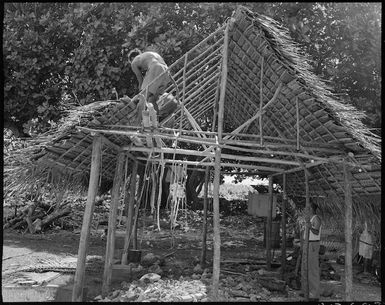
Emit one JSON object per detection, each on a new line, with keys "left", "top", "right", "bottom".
{"left": 300, "top": 201, "right": 322, "bottom": 301}
{"left": 128, "top": 49, "right": 171, "bottom": 113}
{"left": 358, "top": 221, "right": 373, "bottom": 273}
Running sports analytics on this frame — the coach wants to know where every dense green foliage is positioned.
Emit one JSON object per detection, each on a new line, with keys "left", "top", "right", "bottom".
{"left": 4, "top": 2, "right": 381, "bottom": 137}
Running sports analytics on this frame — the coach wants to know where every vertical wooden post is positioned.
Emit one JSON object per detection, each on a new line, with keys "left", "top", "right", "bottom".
{"left": 266, "top": 176, "right": 273, "bottom": 270}
{"left": 200, "top": 166, "right": 210, "bottom": 268}
{"left": 102, "top": 152, "right": 126, "bottom": 297}
{"left": 302, "top": 168, "right": 310, "bottom": 300}
{"left": 216, "top": 22, "right": 229, "bottom": 140}
{"left": 180, "top": 53, "right": 188, "bottom": 131}
{"left": 281, "top": 173, "right": 287, "bottom": 280}
{"left": 259, "top": 56, "right": 264, "bottom": 146}
{"left": 212, "top": 145, "right": 221, "bottom": 299}
{"left": 133, "top": 166, "right": 145, "bottom": 250}
{"left": 212, "top": 19, "right": 230, "bottom": 300}
{"left": 122, "top": 160, "right": 138, "bottom": 264}
{"left": 72, "top": 135, "right": 102, "bottom": 302}
{"left": 343, "top": 162, "right": 353, "bottom": 301}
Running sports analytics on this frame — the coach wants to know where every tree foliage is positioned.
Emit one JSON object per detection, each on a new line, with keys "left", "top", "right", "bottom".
{"left": 4, "top": 3, "right": 381, "bottom": 137}
{"left": 270, "top": 3, "right": 381, "bottom": 131}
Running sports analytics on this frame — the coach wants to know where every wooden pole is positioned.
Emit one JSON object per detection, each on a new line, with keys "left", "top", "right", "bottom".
{"left": 180, "top": 53, "right": 188, "bottom": 131}
{"left": 343, "top": 162, "right": 353, "bottom": 301}
{"left": 296, "top": 98, "right": 300, "bottom": 151}
{"left": 259, "top": 56, "right": 264, "bottom": 146}
{"left": 212, "top": 19, "right": 230, "bottom": 300}
{"left": 302, "top": 168, "right": 310, "bottom": 300}
{"left": 266, "top": 175, "right": 273, "bottom": 270}
{"left": 72, "top": 135, "right": 102, "bottom": 302}
{"left": 128, "top": 146, "right": 300, "bottom": 166}
{"left": 227, "top": 82, "right": 282, "bottom": 138}
{"left": 281, "top": 172, "right": 287, "bottom": 280}
{"left": 216, "top": 25, "right": 229, "bottom": 140}
{"left": 200, "top": 166, "right": 210, "bottom": 268}
{"left": 133, "top": 166, "right": 145, "bottom": 250}
{"left": 121, "top": 160, "right": 138, "bottom": 264}
{"left": 102, "top": 152, "right": 126, "bottom": 296}
{"left": 212, "top": 145, "right": 221, "bottom": 299}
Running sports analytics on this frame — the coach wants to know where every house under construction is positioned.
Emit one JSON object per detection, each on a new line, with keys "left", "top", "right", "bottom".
{"left": 5, "top": 6, "right": 381, "bottom": 302}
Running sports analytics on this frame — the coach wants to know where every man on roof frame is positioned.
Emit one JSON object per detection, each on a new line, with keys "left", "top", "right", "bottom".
{"left": 128, "top": 49, "right": 171, "bottom": 114}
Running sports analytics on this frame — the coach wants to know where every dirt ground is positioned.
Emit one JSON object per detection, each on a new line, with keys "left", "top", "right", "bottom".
{"left": 2, "top": 214, "right": 382, "bottom": 302}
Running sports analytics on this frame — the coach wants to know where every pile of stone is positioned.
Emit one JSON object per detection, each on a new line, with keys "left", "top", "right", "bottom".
{"left": 95, "top": 277, "right": 208, "bottom": 302}
{"left": 94, "top": 250, "right": 292, "bottom": 302}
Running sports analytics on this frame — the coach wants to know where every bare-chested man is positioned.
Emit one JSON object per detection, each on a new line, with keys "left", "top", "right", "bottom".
{"left": 128, "top": 49, "right": 171, "bottom": 113}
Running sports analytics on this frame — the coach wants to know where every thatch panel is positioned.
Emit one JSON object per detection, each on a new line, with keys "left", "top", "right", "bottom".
{"left": 230, "top": 6, "right": 381, "bottom": 160}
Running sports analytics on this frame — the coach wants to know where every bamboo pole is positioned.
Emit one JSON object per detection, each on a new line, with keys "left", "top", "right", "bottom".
{"left": 182, "top": 106, "right": 210, "bottom": 150}
{"left": 72, "top": 135, "right": 102, "bottom": 302}
{"left": 134, "top": 156, "right": 284, "bottom": 172}
{"left": 185, "top": 88, "right": 216, "bottom": 116}
{"left": 195, "top": 79, "right": 282, "bottom": 164}
{"left": 212, "top": 144, "right": 221, "bottom": 299}
{"left": 179, "top": 73, "right": 218, "bottom": 106}
{"left": 180, "top": 54, "right": 188, "bottom": 132}
{"left": 169, "top": 27, "right": 225, "bottom": 80}
{"left": 126, "top": 146, "right": 300, "bottom": 166}
{"left": 343, "top": 162, "right": 353, "bottom": 301}
{"left": 266, "top": 176, "right": 273, "bottom": 270}
{"left": 228, "top": 82, "right": 282, "bottom": 138}
{"left": 179, "top": 56, "right": 221, "bottom": 94}
{"left": 302, "top": 167, "right": 311, "bottom": 300}
{"left": 200, "top": 167, "right": 210, "bottom": 268}
{"left": 259, "top": 57, "right": 264, "bottom": 146}
{"left": 177, "top": 65, "right": 219, "bottom": 101}
{"left": 79, "top": 126, "right": 346, "bottom": 153}
{"left": 212, "top": 20, "right": 229, "bottom": 301}
{"left": 272, "top": 160, "right": 325, "bottom": 177}
{"left": 121, "top": 160, "right": 138, "bottom": 264}
{"left": 133, "top": 165, "right": 145, "bottom": 249}
{"left": 281, "top": 172, "right": 287, "bottom": 280}
{"left": 170, "top": 44, "right": 222, "bottom": 89}
{"left": 132, "top": 26, "right": 225, "bottom": 103}
{"left": 102, "top": 152, "right": 126, "bottom": 296}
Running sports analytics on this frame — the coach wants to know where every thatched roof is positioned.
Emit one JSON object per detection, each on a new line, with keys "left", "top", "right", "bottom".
{"left": 5, "top": 6, "right": 381, "bottom": 208}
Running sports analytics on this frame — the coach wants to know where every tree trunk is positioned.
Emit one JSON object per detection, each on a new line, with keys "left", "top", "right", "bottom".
{"left": 186, "top": 169, "right": 204, "bottom": 209}
{"left": 40, "top": 206, "right": 71, "bottom": 228}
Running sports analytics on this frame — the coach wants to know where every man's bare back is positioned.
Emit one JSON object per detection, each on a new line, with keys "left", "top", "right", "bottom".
{"left": 128, "top": 49, "right": 171, "bottom": 113}
{"left": 130, "top": 52, "right": 167, "bottom": 89}
{"left": 132, "top": 52, "right": 166, "bottom": 71}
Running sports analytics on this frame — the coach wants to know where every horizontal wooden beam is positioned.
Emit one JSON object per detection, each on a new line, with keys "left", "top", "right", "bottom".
{"left": 78, "top": 126, "right": 214, "bottom": 148}
{"left": 79, "top": 127, "right": 348, "bottom": 163}
{"left": 271, "top": 160, "right": 326, "bottom": 177}
{"left": 124, "top": 146, "right": 300, "bottom": 167}
{"left": 102, "top": 124, "right": 346, "bottom": 152}
{"left": 135, "top": 156, "right": 284, "bottom": 172}
{"left": 220, "top": 144, "right": 339, "bottom": 163}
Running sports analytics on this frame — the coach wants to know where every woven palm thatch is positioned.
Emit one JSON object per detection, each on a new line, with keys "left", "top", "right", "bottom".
{"left": 5, "top": 6, "right": 381, "bottom": 216}
{"left": 5, "top": 99, "right": 142, "bottom": 196}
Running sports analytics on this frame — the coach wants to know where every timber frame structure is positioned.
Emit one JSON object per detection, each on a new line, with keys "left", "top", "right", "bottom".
{"left": 5, "top": 6, "right": 381, "bottom": 302}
